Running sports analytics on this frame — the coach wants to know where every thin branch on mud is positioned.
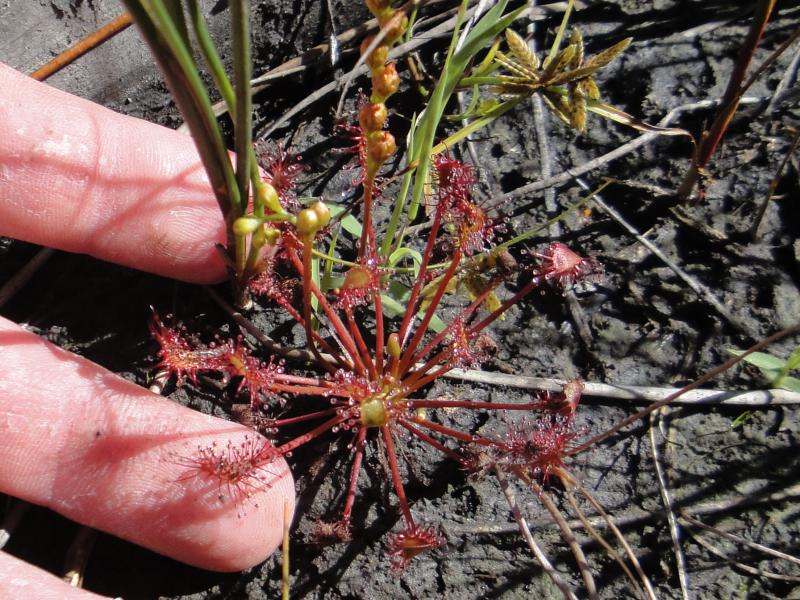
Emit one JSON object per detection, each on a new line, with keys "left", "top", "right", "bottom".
{"left": 749, "top": 127, "right": 800, "bottom": 240}
{"left": 648, "top": 408, "right": 691, "bottom": 599}
{"left": 562, "top": 486, "right": 647, "bottom": 599}
{"left": 560, "top": 472, "right": 658, "bottom": 600}
{"left": 494, "top": 466, "right": 580, "bottom": 600}
{"left": 528, "top": 16, "right": 595, "bottom": 351}
{"left": 443, "top": 368, "right": 800, "bottom": 405}
{"left": 526, "top": 476, "right": 599, "bottom": 600}
{"left": 679, "top": 513, "right": 800, "bottom": 568}
{"left": 568, "top": 323, "right": 800, "bottom": 455}
{"left": 445, "top": 483, "right": 800, "bottom": 538}
{"left": 30, "top": 12, "right": 133, "bottom": 81}
{"left": 684, "top": 527, "right": 800, "bottom": 583}
{"left": 491, "top": 97, "right": 764, "bottom": 208}
{"left": 765, "top": 39, "right": 800, "bottom": 114}
{"left": 574, "top": 177, "right": 754, "bottom": 337}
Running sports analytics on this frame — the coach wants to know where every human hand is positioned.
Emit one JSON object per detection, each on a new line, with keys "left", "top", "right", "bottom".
{"left": 0, "top": 63, "right": 295, "bottom": 598}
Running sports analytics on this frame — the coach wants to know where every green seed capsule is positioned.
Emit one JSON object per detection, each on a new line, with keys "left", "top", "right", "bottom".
{"left": 387, "top": 333, "right": 401, "bottom": 360}
{"left": 258, "top": 182, "right": 281, "bottom": 214}
{"left": 296, "top": 208, "right": 320, "bottom": 237}
{"left": 311, "top": 200, "right": 331, "bottom": 228}
{"left": 232, "top": 216, "right": 261, "bottom": 236}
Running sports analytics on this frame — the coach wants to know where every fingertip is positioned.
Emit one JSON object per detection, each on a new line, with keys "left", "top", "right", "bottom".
{"left": 150, "top": 432, "right": 296, "bottom": 572}
{"left": 0, "top": 317, "right": 295, "bottom": 573}
{"left": 0, "top": 551, "right": 113, "bottom": 600}
{"left": 0, "top": 63, "right": 228, "bottom": 284}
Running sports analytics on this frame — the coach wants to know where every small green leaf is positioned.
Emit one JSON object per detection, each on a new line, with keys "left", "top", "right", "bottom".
{"left": 381, "top": 289, "right": 445, "bottom": 334}
{"left": 784, "top": 345, "right": 800, "bottom": 371}
{"left": 779, "top": 376, "right": 800, "bottom": 393}
{"left": 328, "top": 205, "right": 363, "bottom": 238}
{"left": 389, "top": 247, "right": 423, "bottom": 277}
{"left": 739, "top": 350, "right": 785, "bottom": 371}
{"left": 730, "top": 411, "right": 754, "bottom": 429}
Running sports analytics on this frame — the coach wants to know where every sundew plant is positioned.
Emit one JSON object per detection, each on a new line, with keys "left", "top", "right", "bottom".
{"left": 125, "top": 0, "right": 682, "bottom": 595}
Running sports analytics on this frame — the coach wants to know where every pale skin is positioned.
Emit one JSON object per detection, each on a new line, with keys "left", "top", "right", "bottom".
{"left": 0, "top": 63, "right": 295, "bottom": 598}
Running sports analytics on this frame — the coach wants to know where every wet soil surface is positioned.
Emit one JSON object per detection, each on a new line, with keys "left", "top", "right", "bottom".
{"left": 2, "top": 1, "right": 800, "bottom": 598}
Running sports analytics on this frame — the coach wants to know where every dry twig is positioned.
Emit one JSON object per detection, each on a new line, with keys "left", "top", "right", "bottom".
{"left": 574, "top": 177, "right": 754, "bottom": 337}
{"left": 649, "top": 408, "right": 690, "bottom": 599}
{"left": 494, "top": 466, "right": 580, "bottom": 600}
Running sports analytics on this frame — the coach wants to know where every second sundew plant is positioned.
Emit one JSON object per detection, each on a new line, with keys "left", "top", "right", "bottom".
{"left": 125, "top": 0, "right": 667, "bottom": 592}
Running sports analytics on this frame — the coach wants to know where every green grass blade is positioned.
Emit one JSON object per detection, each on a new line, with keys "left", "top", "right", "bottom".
{"left": 230, "top": 0, "right": 252, "bottom": 215}
{"left": 403, "top": 0, "right": 525, "bottom": 234}
{"left": 187, "top": 0, "right": 235, "bottom": 112}
{"left": 123, "top": 0, "right": 240, "bottom": 226}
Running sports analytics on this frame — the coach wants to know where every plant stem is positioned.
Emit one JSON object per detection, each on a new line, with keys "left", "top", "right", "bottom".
{"left": 231, "top": 0, "right": 252, "bottom": 219}
{"left": 678, "top": 0, "right": 777, "bottom": 202}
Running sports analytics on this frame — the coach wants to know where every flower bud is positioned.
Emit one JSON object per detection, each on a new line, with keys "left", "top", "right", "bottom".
{"left": 311, "top": 200, "right": 331, "bottom": 228}
{"left": 367, "top": 131, "right": 396, "bottom": 165}
{"left": 379, "top": 13, "right": 408, "bottom": 45}
{"left": 263, "top": 226, "right": 281, "bottom": 245}
{"left": 360, "top": 37, "right": 389, "bottom": 70}
{"left": 387, "top": 332, "right": 401, "bottom": 360}
{"left": 232, "top": 216, "right": 261, "bottom": 236}
{"left": 257, "top": 182, "right": 282, "bottom": 214}
{"left": 296, "top": 208, "right": 320, "bottom": 238}
{"left": 359, "top": 102, "right": 388, "bottom": 133}
{"left": 364, "top": 0, "right": 392, "bottom": 18}
{"left": 371, "top": 62, "right": 399, "bottom": 100}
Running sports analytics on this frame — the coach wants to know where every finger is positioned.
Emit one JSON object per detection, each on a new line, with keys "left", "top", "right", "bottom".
{"left": 0, "top": 316, "right": 295, "bottom": 572}
{"left": 0, "top": 62, "right": 226, "bottom": 284}
{"left": 0, "top": 552, "right": 112, "bottom": 600}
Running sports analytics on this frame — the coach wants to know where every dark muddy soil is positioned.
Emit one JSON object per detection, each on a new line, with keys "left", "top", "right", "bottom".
{"left": 2, "top": 1, "right": 800, "bottom": 599}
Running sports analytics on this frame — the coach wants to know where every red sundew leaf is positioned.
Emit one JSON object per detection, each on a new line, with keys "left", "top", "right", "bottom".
{"left": 534, "top": 377, "right": 584, "bottom": 419}
{"left": 386, "top": 524, "right": 444, "bottom": 572}
{"left": 225, "top": 341, "right": 287, "bottom": 408}
{"left": 149, "top": 310, "right": 228, "bottom": 384}
{"left": 255, "top": 142, "right": 307, "bottom": 210}
{"left": 446, "top": 320, "right": 495, "bottom": 369}
{"left": 333, "top": 254, "right": 385, "bottom": 310}
{"left": 433, "top": 154, "right": 476, "bottom": 207}
{"left": 500, "top": 415, "right": 580, "bottom": 483}
{"left": 173, "top": 436, "right": 281, "bottom": 514}
{"left": 312, "top": 519, "right": 352, "bottom": 544}
{"left": 534, "top": 241, "right": 602, "bottom": 287}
